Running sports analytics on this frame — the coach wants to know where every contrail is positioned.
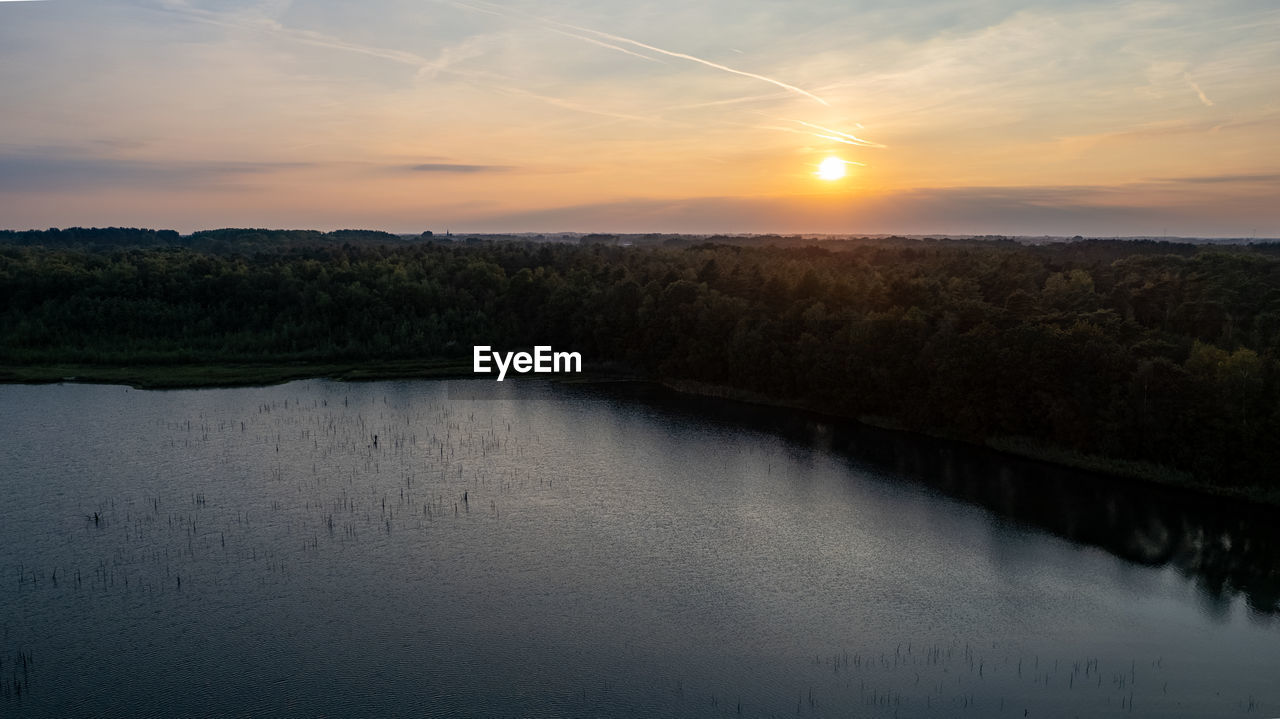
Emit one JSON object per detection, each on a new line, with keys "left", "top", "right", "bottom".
{"left": 660, "top": 92, "right": 793, "bottom": 112}
{"left": 760, "top": 121, "right": 885, "bottom": 149}
{"left": 159, "top": 0, "right": 861, "bottom": 141}
{"left": 161, "top": 5, "right": 435, "bottom": 66}
{"left": 495, "top": 84, "right": 672, "bottom": 124}
{"left": 154, "top": 3, "right": 675, "bottom": 125}
{"left": 793, "top": 121, "right": 885, "bottom": 147}
{"left": 814, "top": 134, "right": 876, "bottom": 147}
{"left": 558, "top": 22, "right": 830, "bottom": 106}
{"left": 755, "top": 123, "right": 881, "bottom": 152}
{"left": 546, "top": 27, "right": 662, "bottom": 63}
{"left": 447, "top": 0, "right": 829, "bottom": 106}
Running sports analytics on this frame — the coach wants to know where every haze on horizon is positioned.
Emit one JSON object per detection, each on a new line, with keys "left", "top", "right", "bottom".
{"left": 1, "top": 0, "right": 1278, "bottom": 237}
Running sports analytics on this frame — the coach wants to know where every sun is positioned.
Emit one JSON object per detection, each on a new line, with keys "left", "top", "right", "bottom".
{"left": 816, "top": 157, "right": 846, "bottom": 181}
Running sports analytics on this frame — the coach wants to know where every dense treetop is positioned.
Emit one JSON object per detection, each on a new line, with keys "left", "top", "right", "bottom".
{"left": 3, "top": 228, "right": 1278, "bottom": 491}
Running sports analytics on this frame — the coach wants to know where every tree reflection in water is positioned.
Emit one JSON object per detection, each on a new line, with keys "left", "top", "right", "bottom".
{"left": 597, "top": 382, "right": 1280, "bottom": 617}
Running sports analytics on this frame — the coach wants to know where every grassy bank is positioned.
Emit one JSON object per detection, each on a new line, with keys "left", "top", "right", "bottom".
{"left": 0, "top": 359, "right": 477, "bottom": 390}
{"left": 0, "top": 359, "right": 629, "bottom": 390}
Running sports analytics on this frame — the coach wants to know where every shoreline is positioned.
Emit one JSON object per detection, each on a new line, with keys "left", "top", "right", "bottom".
{"left": 3, "top": 360, "right": 1277, "bottom": 508}
{"left": 656, "top": 378, "right": 1280, "bottom": 509}
{"left": 0, "top": 360, "right": 480, "bottom": 389}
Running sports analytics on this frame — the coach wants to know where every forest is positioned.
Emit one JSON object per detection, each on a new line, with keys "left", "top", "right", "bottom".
{"left": 2, "top": 228, "right": 1278, "bottom": 497}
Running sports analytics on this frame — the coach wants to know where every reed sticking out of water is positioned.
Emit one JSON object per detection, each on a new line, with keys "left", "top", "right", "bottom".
{"left": 2, "top": 651, "right": 34, "bottom": 701}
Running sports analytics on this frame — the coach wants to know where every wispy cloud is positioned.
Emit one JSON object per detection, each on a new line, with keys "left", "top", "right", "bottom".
{"left": 149, "top": 0, "right": 869, "bottom": 153}
{"left": 150, "top": 1, "right": 661, "bottom": 125}
{"left": 751, "top": 121, "right": 883, "bottom": 154}
{"left": 1185, "top": 74, "right": 1214, "bottom": 107}
{"left": 468, "top": 182, "right": 1278, "bottom": 237}
{"left": 545, "top": 27, "right": 662, "bottom": 64}
{"left": 1154, "top": 172, "right": 1280, "bottom": 185}
{"left": 658, "top": 91, "right": 792, "bottom": 112}
{"left": 0, "top": 150, "right": 308, "bottom": 192}
{"left": 792, "top": 121, "right": 885, "bottom": 148}
{"left": 444, "top": 0, "right": 830, "bottom": 106}
{"left": 153, "top": 3, "right": 435, "bottom": 67}
{"left": 489, "top": 82, "right": 672, "bottom": 124}
{"left": 555, "top": 21, "right": 830, "bottom": 107}
{"left": 405, "top": 163, "right": 514, "bottom": 173}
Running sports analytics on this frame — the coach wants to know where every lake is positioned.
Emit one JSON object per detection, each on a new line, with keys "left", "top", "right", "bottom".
{"left": 1, "top": 379, "right": 1277, "bottom": 717}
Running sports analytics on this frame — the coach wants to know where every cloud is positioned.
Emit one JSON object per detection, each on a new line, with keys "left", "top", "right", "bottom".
{"left": 462, "top": 183, "right": 1279, "bottom": 237}
{"left": 150, "top": 2, "right": 677, "bottom": 126}
{"left": 1154, "top": 172, "right": 1280, "bottom": 185}
{"left": 544, "top": 27, "right": 663, "bottom": 64}
{"left": 791, "top": 121, "right": 885, "bottom": 148}
{"left": 155, "top": 3, "right": 436, "bottom": 68}
{"left": 0, "top": 150, "right": 523, "bottom": 191}
{"left": 0, "top": 150, "right": 309, "bottom": 192}
{"left": 554, "top": 21, "right": 830, "bottom": 107}
{"left": 1185, "top": 75, "right": 1214, "bottom": 107}
{"left": 444, "top": 0, "right": 830, "bottom": 106}
{"left": 404, "top": 163, "right": 514, "bottom": 173}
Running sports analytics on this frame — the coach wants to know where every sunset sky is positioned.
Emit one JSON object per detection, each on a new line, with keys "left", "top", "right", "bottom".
{"left": 2, "top": 0, "right": 1278, "bottom": 236}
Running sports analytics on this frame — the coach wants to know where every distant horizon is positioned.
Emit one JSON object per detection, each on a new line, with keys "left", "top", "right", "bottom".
{"left": 3, "top": 1, "right": 1278, "bottom": 236}
{"left": 4, "top": 224, "right": 1278, "bottom": 243}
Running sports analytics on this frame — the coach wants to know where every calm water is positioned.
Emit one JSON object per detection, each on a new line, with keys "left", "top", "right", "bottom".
{"left": 0, "top": 379, "right": 1277, "bottom": 718}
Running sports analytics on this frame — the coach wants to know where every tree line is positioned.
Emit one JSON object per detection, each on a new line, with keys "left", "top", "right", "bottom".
{"left": 2, "top": 228, "right": 1279, "bottom": 491}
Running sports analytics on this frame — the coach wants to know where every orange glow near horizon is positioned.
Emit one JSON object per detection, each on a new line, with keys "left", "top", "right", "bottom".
{"left": 0, "top": 1, "right": 1277, "bottom": 236}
